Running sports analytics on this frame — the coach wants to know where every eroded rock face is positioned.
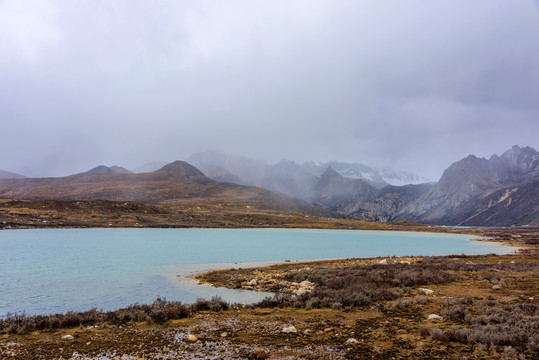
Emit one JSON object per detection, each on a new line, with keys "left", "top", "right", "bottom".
{"left": 396, "top": 146, "right": 539, "bottom": 226}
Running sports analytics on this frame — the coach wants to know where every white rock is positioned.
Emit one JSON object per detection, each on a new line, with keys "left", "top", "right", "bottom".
{"left": 418, "top": 288, "right": 434, "bottom": 295}
{"left": 186, "top": 334, "right": 198, "bottom": 342}
{"left": 282, "top": 326, "right": 297, "bottom": 333}
{"left": 61, "top": 335, "right": 74, "bottom": 340}
{"left": 377, "top": 259, "right": 388, "bottom": 264}
{"left": 295, "top": 288, "right": 311, "bottom": 296}
{"left": 492, "top": 285, "right": 501, "bottom": 290}
{"left": 248, "top": 279, "right": 258, "bottom": 286}
{"left": 427, "top": 314, "right": 443, "bottom": 320}
{"left": 220, "top": 332, "right": 228, "bottom": 338}
{"left": 299, "top": 280, "right": 314, "bottom": 288}
{"left": 346, "top": 338, "right": 359, "bottom": 344}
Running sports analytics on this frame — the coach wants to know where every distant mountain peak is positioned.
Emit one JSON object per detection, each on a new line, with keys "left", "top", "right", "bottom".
{"left": 498, "top": 145, "right": 539, "bottom": 173}
{"left": 155, "top": 160, "right": 210, "bottom": 181}
{"left": 320, "top": 166, "right": 341, "bottom": 180}
{"left": 86, "top": 165, "right": 132, "bottom": 175}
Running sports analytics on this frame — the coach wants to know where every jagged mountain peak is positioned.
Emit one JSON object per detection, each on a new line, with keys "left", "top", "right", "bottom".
{"left": 396, "top": 145, "right": 539, "bottom": 226}
{"left": 497, "top": 145, "right": 539, "bottom": 173}
{"left": 438, "top": 155, "right": 490, "bottom": 186}
{"left": 320, "top": 166, "right": 341, "bottom": 179}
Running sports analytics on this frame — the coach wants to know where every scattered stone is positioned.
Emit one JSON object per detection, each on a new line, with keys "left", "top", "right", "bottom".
{"left": 427, "top": 314, "right": 443, "bottom": 320}
{"left": 418, "top": 288, "right": 434, "bottom": 295}
{"left": 61, "top": 335, "right": 74, "bottom": 340}
{"left": 282, "top": 325, "right": 297, "bottom": 333}
{"left": 186, "top": 334, "right": 198, "bottom": 342}
{"left": 346, "top": 338, "right": 359, "bottom": 344}
{"left": 492, "top": 285, "right": 502, "bottom": 290}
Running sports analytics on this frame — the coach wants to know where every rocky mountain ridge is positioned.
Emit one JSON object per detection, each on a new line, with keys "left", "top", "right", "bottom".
{"left": 395, "top": 146, "right": 539, "bottom": 226}
{"left": 0, "top": 146, "right": 536, "bottom": 226}
{"left": 186, "top": 146, "right": 538, "bottom": 226}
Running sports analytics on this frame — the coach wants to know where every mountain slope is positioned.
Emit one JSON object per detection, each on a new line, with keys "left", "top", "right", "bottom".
{"left": 187, "top": 150, "right": 428, "bottom": 196}
{"left": 396, "top": 146, "right": 539, "bottom": 225}
{"left": 0, "top": 169, "right": 26, "bottom": 179}
{"left": 187, "top": 150, "right": 435, "bottom": 222}
{"left": 309, "top": 167, "right": 379, "bottom": 209}
{"left": 0, "top": 161, "right": 329, "bottom": 216}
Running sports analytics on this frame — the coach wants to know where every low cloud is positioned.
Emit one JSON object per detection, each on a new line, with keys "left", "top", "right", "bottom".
{"left": 0, "top": 0, "right": 538, "bottom": 179}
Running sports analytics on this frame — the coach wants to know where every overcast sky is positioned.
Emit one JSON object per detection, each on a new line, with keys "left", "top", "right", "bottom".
{"left": 1, "top": 1, "right": 538, "bottom": 179}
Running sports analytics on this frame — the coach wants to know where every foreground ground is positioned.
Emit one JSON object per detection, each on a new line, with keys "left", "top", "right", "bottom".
{"left": 0, "top": 222, "right": 537, "bottom": 359}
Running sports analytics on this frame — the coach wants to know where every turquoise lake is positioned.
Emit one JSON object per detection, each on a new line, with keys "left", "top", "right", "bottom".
{"left": 0, "top": 228, "right": 517, "bottom": 317}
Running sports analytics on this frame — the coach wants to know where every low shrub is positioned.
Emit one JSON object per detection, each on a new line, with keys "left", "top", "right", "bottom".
{"left": 426, "top": 299, "right": 539, "bottom": 354}
{"left": 0, "top": 297, "right": 212, "bottom": 334}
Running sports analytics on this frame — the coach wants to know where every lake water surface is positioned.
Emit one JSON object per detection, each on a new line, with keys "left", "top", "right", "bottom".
{"left": 0, "top": 228, "right": 517, "bottom": 317}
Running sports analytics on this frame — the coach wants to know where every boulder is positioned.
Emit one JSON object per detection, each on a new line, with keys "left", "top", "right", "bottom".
{"left": 346, "top": 338, "right": 359, "bottom": 344}
{"left": 61, "top": 335, "right": 74, "bottom": 340}
{"left": 294, "top": 288, "right": 311, "bottom": 296}
{"left": 418, "top": 288, "right": 434, "bottom": 295}
{"left": 186, "top": 334, "right": 198, "bottom": 342}
{"left": 282, "top": 326, "right": 297, "bottom": 333}
{"left": 427, "top": 314, "right": 443, "bottom": 320}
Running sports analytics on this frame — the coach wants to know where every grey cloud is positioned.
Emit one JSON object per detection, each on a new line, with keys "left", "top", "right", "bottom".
{"left": 0, "top": 0, "right": 538, "bottom": 180}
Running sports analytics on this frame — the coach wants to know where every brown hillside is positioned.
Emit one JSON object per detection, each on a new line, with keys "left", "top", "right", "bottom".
{"left": 0, "top": 161, "right": 329, "bottom": 216}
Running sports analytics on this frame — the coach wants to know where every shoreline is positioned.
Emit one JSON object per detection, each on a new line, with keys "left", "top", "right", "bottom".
{"left": 2, "top": 244, "right": 537, "bottom": 359}
{"left": 0, "top": 228, "right": 522, "bottom": 318}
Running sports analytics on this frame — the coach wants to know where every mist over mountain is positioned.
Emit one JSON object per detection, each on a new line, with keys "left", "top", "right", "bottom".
{"left": 0, "top": 160, "right": 329, "bottom": 217}
{"left": 187, "top": 146, "right": 538, "bottom": 226}
{"left": 0, "top": 145, "right": 536, "bottom": 226}
{"left": 133, "top": 161, "right": 169, "bottom": 174}
{"left": 86, "top": 165, "right": 133, "bottom": 175}
{"left": 186, "top": 150, "right": 428, "bottom": 193}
